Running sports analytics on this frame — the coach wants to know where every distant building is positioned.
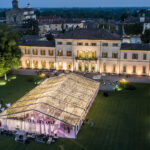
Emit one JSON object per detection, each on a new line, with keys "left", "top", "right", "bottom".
{"left": 124, "top": 14, "right": 150, "bottom": 33}
{"left": 122, "top": 35, "right": 142, "bottom": 44}
{"left": 38, "top": 17, "right": 85, "bottom": 35}
{"left": 6, "top": 0, "right": 36, "bottom": 25}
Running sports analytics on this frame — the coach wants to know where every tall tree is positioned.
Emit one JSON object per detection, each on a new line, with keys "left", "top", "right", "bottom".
{"left": 141, "top": 29, "right": 150, "bottom": 43}
{"left": 23, "top": 19, "right": 39, "bottom": 35}
{"left": 46, "top": 32, "right": 54, "bottom": 41}
{"left": 0, "top": 24, "right": 21, "bottom": 80}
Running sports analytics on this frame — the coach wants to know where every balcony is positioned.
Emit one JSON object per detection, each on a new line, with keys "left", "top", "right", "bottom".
{"left": 75, "top": 57, "right": 98, "bottom": 61}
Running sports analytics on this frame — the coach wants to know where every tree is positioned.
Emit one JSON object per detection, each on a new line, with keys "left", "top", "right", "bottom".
{"left": 46, "top": 32, "right": 54, "bottom": 41}
{"left": 0, "top": 24, "right": 21, "bottom": 80}
{"left": 23, "top": 19, "right": 39, "bottom": 35}
{"left": 141, "top": 29, "right": 150, "bottom": 43}
{"left": 124, "top": 23, "right": 143, "bottom": 35}
{"left": 120, "top": 12, "right": 129, "bottom": 21}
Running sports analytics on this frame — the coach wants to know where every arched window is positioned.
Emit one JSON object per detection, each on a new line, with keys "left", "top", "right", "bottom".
{"left": 103, "top": 63, "right": 106, "bottom": 72}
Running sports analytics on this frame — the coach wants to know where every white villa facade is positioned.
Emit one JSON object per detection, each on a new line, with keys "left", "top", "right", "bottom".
{"left": 20, "top": 29, "right": 150, "bottom": 76}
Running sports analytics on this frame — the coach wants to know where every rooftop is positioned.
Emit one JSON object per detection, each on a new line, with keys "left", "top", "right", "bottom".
{"left": 56, "top": 29, "right": 121, "bottom": 41}
{"left": 121, "top": 43, "right": 150, "bottom": 51}
{"left": 20, "top": 40, "right": 55, "bottom": 47}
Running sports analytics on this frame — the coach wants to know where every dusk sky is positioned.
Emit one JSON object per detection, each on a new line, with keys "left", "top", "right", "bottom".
{"left": 0, "top": 0, "right": 150, "bottom": 8}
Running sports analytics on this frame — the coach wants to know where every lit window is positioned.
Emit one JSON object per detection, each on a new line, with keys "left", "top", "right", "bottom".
{"left": 49, "top": 50, "right": 53, "bottom": 56}
{"left": 41, "top": 50, "right": 46, "bottom": 55}
{"left": 67, "top": 51, "right": 72, "bottom": 56}
{"left": 49, "top": 62, "right": 54, "bottom": 69}
{"left": 92, "top": 52, "right": 96, "bottom": 58}
{"left": 67, "top": 64, "right": 72, "bottom": 70}
{"left": 33, "top": 61, "right": 38, "bottom": 68}
{"left": 41, "top": 61, "right": 46, "bottom": 69}
{"left": 103, "top": 63, "right": 106, "bottom": 72}
{"left": 113, "top": 65, "right": 116, "bottom": 73}
{"left": 25, "top": 49, "right": 30, "bottom": 54}
{"left": 26, "top": 60, "right": 30, "bottom": 68}
{"left": 33, "top": 49, "right": 38, "bottom": 55}
{"left": 58, "top": 50, "right": 63, "bottom": 56}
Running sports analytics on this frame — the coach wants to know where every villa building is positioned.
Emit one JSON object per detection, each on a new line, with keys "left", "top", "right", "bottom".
{"left": 19, "top": 29, "right": 150, "bottom": 76}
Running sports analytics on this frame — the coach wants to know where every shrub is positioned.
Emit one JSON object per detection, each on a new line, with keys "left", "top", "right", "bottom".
{"left": 0, "top": 80, "right": 7, "bottom": 86}
{"left": 125, "top": 84, "right": 136, "bottom": 90}
{"left": 103, "top": 92, "right": 109, "bottom": 97}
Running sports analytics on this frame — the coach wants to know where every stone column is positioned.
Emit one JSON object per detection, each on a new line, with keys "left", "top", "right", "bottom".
{"left": 46, "top": 61, "right": 49, "bottom": 70}
{"left": 82, "top": 62, "right": 85, "bottom": 72}
{"left": 95, "top": 64, "right": 98, "bottom": 72}
{"left": 89, "top": 63, "right": 91, "bottom": 72}
{"left": 31, "top": 60, "right": 34, "bottom": 69}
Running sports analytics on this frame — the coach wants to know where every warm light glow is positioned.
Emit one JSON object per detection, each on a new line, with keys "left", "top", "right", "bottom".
{"left": 137, "top": 70, "right": 141, "bottom": 76}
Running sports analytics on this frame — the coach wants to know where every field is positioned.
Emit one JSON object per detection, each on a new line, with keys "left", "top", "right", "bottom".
{"left": 0, "top": 75, "right": 150, "bottom": 150}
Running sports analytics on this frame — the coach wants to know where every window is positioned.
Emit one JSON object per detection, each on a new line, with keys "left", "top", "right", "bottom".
{"left": 67, "top": 51, "right": 72, "bottom": 56}
{"left": 33, "top": 49, "right": 38, "bottom": 55}
{"left": 124, "top": 53, "right": 127, "bottom": 59}
{"left": 66, "top": 42, "right": 72, "bottom": 45}
{"left": 49, "top": 50, "right": 53, "bottom": 56}
{"left": 103, "top": 64, "right": 106, "bottom": 72}
{"left": 102, "top": 52, "right": 108, "bottom": 58}
{"left": 25, "top": 49, "right": 30, "bottom": 54}
{"left": 77, "top": 42, "right": 83, "bottom": 46}
{"left": 26, "top": 60, "right": 30, "bottom": 68}
{"left": 41, "top": 61, "right": 46, "bottom": 68}
{"left": 102, "top": 43, "right": 108, "bottom": 47}
{"left": 112, "top": 53, "right": 118, "bottom": 58}
{"left": 133, "top": 66, "right": 136, "bottom": 74}
{"left": 49, "top": 62, "right": 54, "bottom": 69}
{"left": 123, "top": 66, "right": 126, "bottom": 73}
{"left": 113, "top": 43, "right": 119, "bottom": 47}
{"left": 41, "top": 50, "right": 46, "bottom": 55}
{"left": 92, "top": 52, "right": 96, "bottom": 58}
{"left": 85, "top": 43, "right": 89, "bottom": 46}
{"left": 58, "top": 50, "right": 63, "bottom": 56}
{"left": 91, "top": 43, "right": 97, "bottom": 46}
{"left": 57, "top": 42, "right": 62, "bottom": 45}
{"left": 132, "top": 53, "right": 138, "bottom": 60}
{"left": 143, "top": 66, "right": 146, "bottom": 74}
{"left": 33, "top": 61, "right": 38, "bottom": 68}
{"left": 113, "top": 65, "right": 116, "bottom": 73}
{"left": 67, "top": 64, "right": 72, "bottom": 70}
{"left": 143, "top": 54, "right": 147, "bottom": 60}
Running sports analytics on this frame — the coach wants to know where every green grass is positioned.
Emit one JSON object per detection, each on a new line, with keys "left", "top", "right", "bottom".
{"left": 0, "top": 76, "right": 150, "bottom": 150}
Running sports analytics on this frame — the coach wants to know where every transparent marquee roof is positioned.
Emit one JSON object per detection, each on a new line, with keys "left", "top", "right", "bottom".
{"left": 0, "top": 74, "right": 100, "bottom": 126}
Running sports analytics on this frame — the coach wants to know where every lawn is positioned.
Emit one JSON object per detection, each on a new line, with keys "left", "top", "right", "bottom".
{"left": 0, "top": 75, "right": 150, "bottom": 150}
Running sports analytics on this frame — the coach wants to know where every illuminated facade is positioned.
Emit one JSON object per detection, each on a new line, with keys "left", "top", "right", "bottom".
{"left": 20, "top": 29, "right": 150, "bottom": 76}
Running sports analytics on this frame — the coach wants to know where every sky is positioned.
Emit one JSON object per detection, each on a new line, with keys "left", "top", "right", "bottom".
{"left": 0, "top": 0, "right": 150, "bottom": 8}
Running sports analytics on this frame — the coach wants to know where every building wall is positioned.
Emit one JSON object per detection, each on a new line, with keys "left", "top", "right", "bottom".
{"left": 19, "top": 40, "right": 150, "bottom": 76}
